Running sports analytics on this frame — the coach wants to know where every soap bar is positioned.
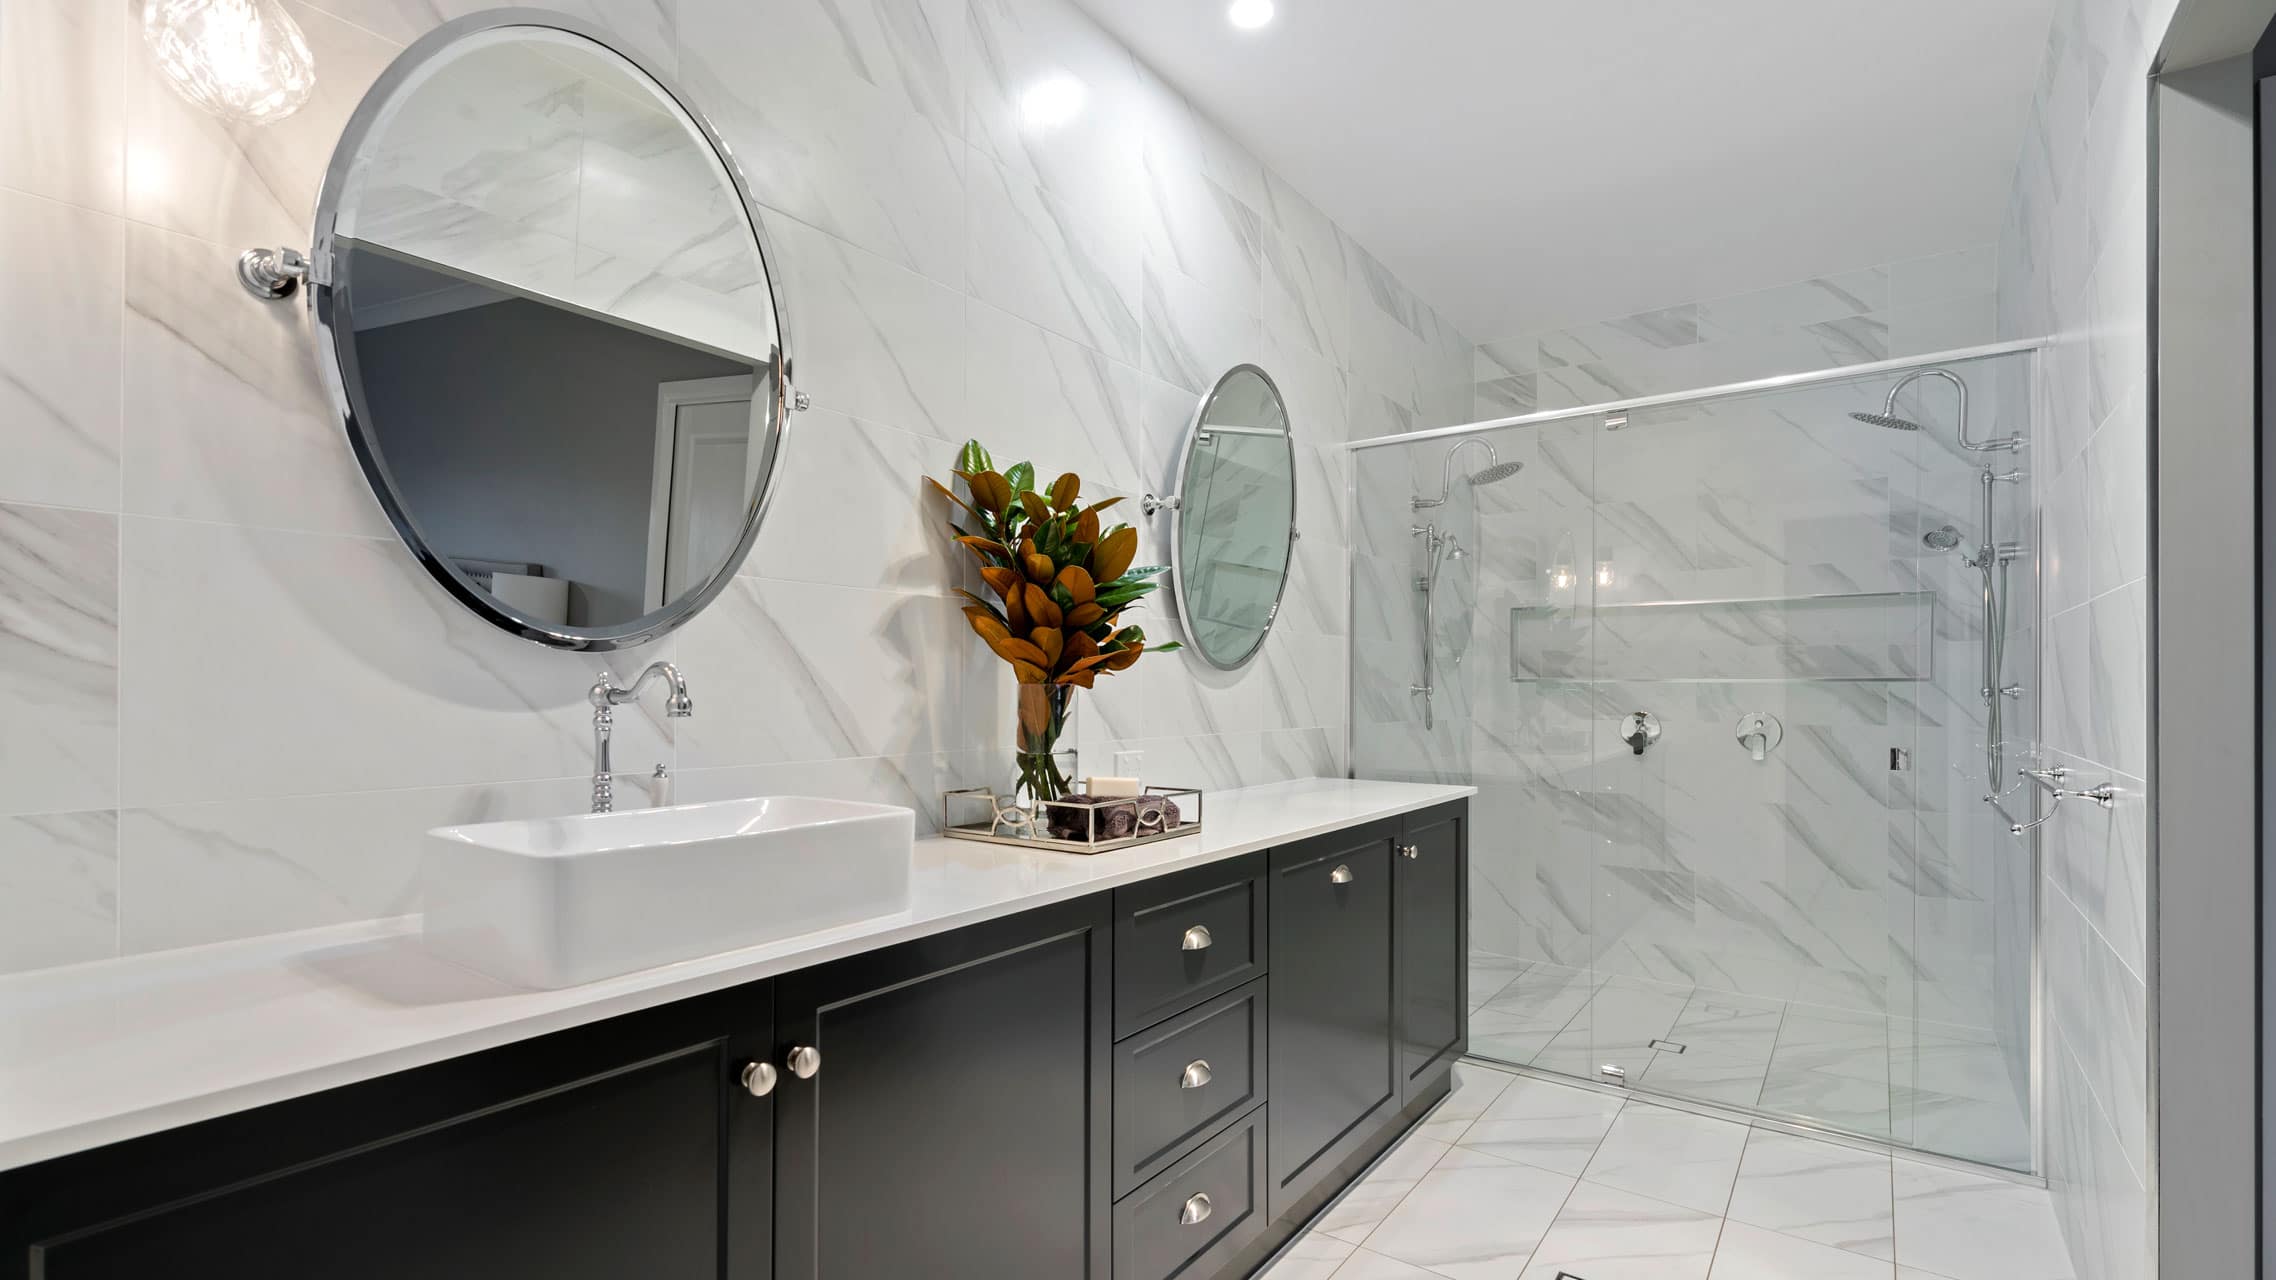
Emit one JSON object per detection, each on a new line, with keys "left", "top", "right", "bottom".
{"left": 1085, "top": 775, "right": 1141, "bottom": 797}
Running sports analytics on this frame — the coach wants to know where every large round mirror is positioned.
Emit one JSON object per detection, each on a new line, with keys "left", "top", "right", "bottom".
{"left": 1165, "top": 365, "right": 1296, "bottom": 669}
{"left": 309, "top": 13, "right": 790, "bottom": 649}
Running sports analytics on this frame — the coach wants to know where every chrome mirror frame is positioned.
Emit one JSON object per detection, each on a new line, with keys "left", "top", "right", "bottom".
{"left": 1151, "top": 363, "right": 1297, "bottom": 672}
{"left": 293, "top": 8, "right": 797, "bottom": 651}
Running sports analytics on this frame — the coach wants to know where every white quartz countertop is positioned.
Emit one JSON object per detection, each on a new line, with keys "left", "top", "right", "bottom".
{"left": 0, "top": 777, "right": 1470, "bottom": 1173}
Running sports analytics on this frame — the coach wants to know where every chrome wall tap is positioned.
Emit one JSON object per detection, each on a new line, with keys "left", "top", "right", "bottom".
{"left": 589, "top": 662, "right": 693, "bottom": 813}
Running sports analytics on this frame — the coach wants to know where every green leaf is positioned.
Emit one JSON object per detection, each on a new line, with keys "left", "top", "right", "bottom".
{"left": 1153, "top": 641, "right": 1183, "bottom": 653}
{"left": 956, "top": 440, "right": 993, "bottom": 474}
{"left": 1005, "top": 461, "right": 1036, "bottom": 496}
{"left": 1095, "top": 581, "right": 1160, "bottom": 610}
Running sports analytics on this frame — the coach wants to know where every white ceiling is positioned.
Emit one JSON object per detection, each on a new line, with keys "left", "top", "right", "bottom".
{"left": 1076, "top": 0, "right": 2058, "bottom": 341}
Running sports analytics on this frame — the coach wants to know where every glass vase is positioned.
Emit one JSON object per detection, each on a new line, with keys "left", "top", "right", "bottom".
{"left": 1013, "top": 684, "right": 1075, "bottom": 807}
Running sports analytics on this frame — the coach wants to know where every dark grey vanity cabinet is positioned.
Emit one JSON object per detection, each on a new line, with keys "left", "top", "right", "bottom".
{"left": 0, "top": 986, "right": 776, "bottom": 1280}
{"left": 772, "top": 896, "right": 1114, "bottom": 1280}
{"left": 0, "top": 801, "right": 1468, "bottom": 1280}
{"left": 1395, "top": 801, "right": 1468, "bottom": 1100}
{"left": 1264, "top": 819, "right": 1400, "bottom": 1219}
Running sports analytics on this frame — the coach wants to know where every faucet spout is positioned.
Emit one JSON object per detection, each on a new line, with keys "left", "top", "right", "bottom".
{"left": 589, "top": 663, "right": 694, "bottom": 813}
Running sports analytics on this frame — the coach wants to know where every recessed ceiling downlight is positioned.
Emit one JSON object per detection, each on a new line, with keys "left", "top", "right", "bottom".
{"left": 1228, "top": 0, "right": 1275, "bottom": 30}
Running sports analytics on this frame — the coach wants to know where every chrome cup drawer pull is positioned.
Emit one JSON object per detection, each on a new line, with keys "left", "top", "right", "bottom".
{"left": 1181, "top": 924, "right": 1214, "bottom": 951}
{"left": 1329, "top": 864, "right": 1354, "bottom": 885}
{"left": 1179, "top": 1192, "right": 1213, "bottom": 1226}
{"left": 1179, "top": 1059, "right": 1213, "bottom": 1089}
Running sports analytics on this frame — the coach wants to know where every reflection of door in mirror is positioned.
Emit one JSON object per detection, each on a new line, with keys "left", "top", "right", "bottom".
{"left": 648, "top": 377, "right": 756, "bottom": 610}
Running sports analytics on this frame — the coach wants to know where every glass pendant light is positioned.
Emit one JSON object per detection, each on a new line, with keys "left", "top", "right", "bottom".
{"left": 142, "top": 0, "right": 317, "bottom": 126}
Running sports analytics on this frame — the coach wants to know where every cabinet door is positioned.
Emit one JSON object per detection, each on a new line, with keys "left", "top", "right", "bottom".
{"left": 1396, "top": 801, "right": 1468, "bottom": 1101}
{"left": 5, "top": 987, "right": 773, "bottom": 1280}
{"left": 773, "top": 896, "right": 1113, "bottom": 1280}
{"left": 1266, "top": 820, "right": 1397, "bottom": 1219}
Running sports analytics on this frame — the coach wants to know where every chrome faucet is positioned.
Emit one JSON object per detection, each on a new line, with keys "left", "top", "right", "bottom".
{"left": 589, "top": 662, "right": 693, "bottom": 813}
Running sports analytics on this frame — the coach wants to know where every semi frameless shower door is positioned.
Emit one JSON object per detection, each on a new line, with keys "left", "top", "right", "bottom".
{"left": 1351, "top": 349, "right": 2038, "bottom": 1171}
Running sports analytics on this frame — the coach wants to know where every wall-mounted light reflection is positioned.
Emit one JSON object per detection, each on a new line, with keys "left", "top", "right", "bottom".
{"left": 1549, "top": 565, "right": 1576, "bottom": 592}
{"left": 1228, "top": 0, "right": 1277, "bottom": 30}
{"left": 1595, "top": 562, "right": 1616, "bottom": 588}
{"left": 1019, "top": 74, "right": 1086, "bottom": 131}
{"left": 142, "top": 0, "right": 317, "bottom": 126}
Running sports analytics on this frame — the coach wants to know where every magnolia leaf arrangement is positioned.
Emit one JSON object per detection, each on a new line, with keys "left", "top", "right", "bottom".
{"left": 927, "top": 440, "right": 1178, "bottom": 804}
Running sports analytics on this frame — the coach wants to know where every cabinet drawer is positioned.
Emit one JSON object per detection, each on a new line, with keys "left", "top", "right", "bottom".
{"left": 1113, "top": 978, "right": 1267, "bottom": 1197}
{"left": 1111, "top": 1105, "right": 1267, "bottom": 1280}
{"left": 1114, "top": 853, "right": 1266, "bottom": 1038}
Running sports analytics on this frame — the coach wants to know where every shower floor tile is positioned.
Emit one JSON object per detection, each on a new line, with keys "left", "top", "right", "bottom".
{"left": 1464, "top": 951, "right": 2032, "bottom": 1168}
{"left": 1265, "top": 1063, "right": 2076, "bottom": 1280}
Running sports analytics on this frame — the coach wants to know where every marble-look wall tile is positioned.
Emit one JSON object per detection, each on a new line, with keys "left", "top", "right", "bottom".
{"left": 0, "top": 189, "right": 122, "bottom": 510}
{"left": 118, "top": 518, "right": 672, "bottom": 808}
{"left": 0, "top": 810, "right": 118, "bottom": 970}
{"left": 744, "top": 410, "right": 960, "bottom": 595}
{"left": 0, "top": 503, "right": 118, "bottom": 817}
{"left": 122, "top": 223, "right": 390, "bottom": 537}
{"left": 764, "top": 212, "right": 968, "bottom": 439}
{"left": 965, "top": 148, "right": 1141, "bottom": 361}
{"left": 0, "top": 0, "right": 125, "bottom": 213}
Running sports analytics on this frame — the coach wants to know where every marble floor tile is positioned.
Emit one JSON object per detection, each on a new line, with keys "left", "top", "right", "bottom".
{"left": 1582, "top": 1103, "right": 1752, "bottom": 1215}
{"left": 1516, "top": 1181, "right": 1723, "bottom": 1280}
{"left": 1327, "top": 1249, "right": 1442, "bottom": 1280}
{"left": 1258, "top": 1231, "right": 1357, "bottom": 1279}
{"left": 1708, "top": 1220, "right": 1895, "bottom": 1279}
{"left": 1892, "top": 1159, "right": 2077, "bottom": 1280}
{"left": 1456, "top": 1075, "right": 1624, "bottom": 1175}
{"left": 1360, "top": 1157, "right": 1574, "bottom": 1280}
{"left": 1415, "top": 1060, "right": 1517, "bottom": 1143}
{"left": 1725, "top": 1129, "right": 1895, "bottom": 1259}
{"left": 1314, "top": 1132, "right": 1449, "bottom": 1243}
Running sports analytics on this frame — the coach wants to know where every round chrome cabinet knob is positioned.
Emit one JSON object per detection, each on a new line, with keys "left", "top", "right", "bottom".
{"left": 739, "top": 1061, "right": 778, "bottom": 1097}
{"left": 786, "top": 1045, "right": 822, "bottom": 1079}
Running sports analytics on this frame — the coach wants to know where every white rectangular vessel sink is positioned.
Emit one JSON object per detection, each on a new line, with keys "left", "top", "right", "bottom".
{"left": 422, "top": 796, "right": 916, "bottom": 989}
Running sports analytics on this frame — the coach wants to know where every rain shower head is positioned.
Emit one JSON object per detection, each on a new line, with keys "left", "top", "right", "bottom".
{"left": 1413, "top": 438, "right": 1519, "bottom": 508}
{"left": 1851, "top": 411, "right": 1923, "bottom": 431}
{"left": 1922, "top": 525, "right": 1964, "bottom": 551}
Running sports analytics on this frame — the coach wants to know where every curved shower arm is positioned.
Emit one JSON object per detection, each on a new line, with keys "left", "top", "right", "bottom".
{"left": 1885, "top": 368, "right": 2019, "bottom": 453}
{"left": 1412, "top": 437, "right": 1499, "bottom": 509}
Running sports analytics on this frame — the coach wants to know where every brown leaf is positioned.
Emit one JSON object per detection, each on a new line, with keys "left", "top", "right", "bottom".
{"left": 1065, "top": 602, "right": 1105, "bottom": 629}
{"left": 1016, "top": 492, "right": 1052, "bottom": 525}
{"left": 1003, "top": 589, "right": 1029, "bottom": 632}
{"left": 979, "top": 566, "right": 1021, "bottom": 601}
{"left": 955, "top": 535, "right": 1008, "bottom": 566}
{"left": 988, "top": 634, "right": 1052, "bottom": 669}
{"left": 1030, "top": 627, "right": 1064, "bottom": 668}
{"left": 1022, "top": 582, "right": 1063, "bottom": 628}
{"left": 1048, "top": 472, "right": 1081, "bottom": 511}
{"left": 968, "top": 471, "right": 1011, "bottom": 514}
{"left": 1074, "top": 508, "right": 1100, "bottom": 547}
{"left": 926, "top": 476, "right": 986, "bottom": 524}
{"left": 1065, "top": 631, "right": 1099, "bottom": 662}
{"left": 1018, "top": 686, "right": 1051, "bottom": 737}
{"left": 1011, "top": 659, "right": 1049, "bottom": 685}
{"left": 1091, "top": 525, "right": 1137, "bottom": 584}
{"left": 1100, "top": 646, "right": 1142, "bottom": 671}
{"left": 1023, "top": 550, "right": 1056, "bottom": 584}
{"left": 967, "top": 613, "right": 1011, "bottom": 646}
{"left": 1054, "top": 564, "right": 1095, "bottom": 605}
{"left": 1053, "top": 670, "right": 1098, "bottom": 688}
{"left": 1081, "top": 496, "right": 1125, "bottom": 517}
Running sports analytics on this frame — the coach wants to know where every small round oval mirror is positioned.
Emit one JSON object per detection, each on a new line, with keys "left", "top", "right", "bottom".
{"left": 309, "top": 12, "right": 791, "bottom": 649}
{"left": 1165, "top": 365, "right": 1296, "bottom": 670}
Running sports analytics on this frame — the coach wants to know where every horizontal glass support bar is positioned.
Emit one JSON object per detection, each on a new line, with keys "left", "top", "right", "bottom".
{"left": 1346, "top": 337, "right": 2045, "bottom": 453}
{"left": 1509, "top": 588, "right": 1934, "bottom": 613}
{"left": 1507, "top": 675, "right": 1931, "bottom": 685}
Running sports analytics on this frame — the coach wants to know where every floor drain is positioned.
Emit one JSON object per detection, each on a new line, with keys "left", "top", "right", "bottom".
{"left": 1648, "top": 1039, "right": 1688, "bottom": 1054}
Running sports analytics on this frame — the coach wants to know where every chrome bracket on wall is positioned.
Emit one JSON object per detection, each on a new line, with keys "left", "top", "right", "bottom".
{"left": 1997, "top": 766, "right": 2117, "bottom": 836}
{"left": 238, "top": 246, "right": 309, "bottom": 299}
